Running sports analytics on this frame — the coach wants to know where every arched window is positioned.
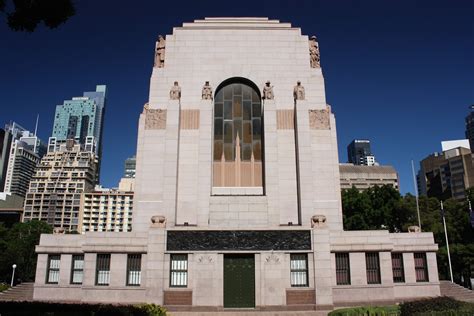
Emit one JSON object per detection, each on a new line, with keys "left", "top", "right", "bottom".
{"left": 213, "top": 79, "right": 263, "bottom": 187}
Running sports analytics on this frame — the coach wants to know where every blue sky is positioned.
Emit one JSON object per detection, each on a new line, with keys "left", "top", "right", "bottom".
{"left": 1, "top": 0, "right": 473, "bottom": 194}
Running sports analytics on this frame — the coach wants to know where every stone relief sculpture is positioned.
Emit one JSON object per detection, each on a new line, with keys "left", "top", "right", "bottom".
{"left": 293, "top": 81, "right": 305, "bottom": 100}
{"left": 170, "top": 81, "right": 181, "bottom": 100}
{"left": 202, "top": 81, "right": 213, "bottom": 100}
{"left": 154, "top": 35, "right": 166, "bottom": 68}
{"left": 262, "top": 81, "right": 274, "bottom": 100}
{"left": 197, "top": 255, "right": 214, "bottom": 264}
{"left": 143, "top": 102, "right": 150, "bottom": 110}
{"left": 311, "top": 215, "right": 327, "bottom": 228}
{"left": 309, "top": 35, "right": 320, "bottom": 68}
{"left": 151, "top": 215, "right": 167, "bottom": 228}
{"left": 309, "top": 106, "right": 331, "bottom": 130}
{"left": 265, "top": 253, "right": 281, "bottom": 264}
{"left": 145, "top": 109, "right": 167, "bottom": 130}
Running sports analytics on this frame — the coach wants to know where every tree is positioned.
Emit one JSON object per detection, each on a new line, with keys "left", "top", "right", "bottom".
{"left": 0, "top": 221, "right": 52, "bottom": 283}
{"left": 0, "top": 0, "right": 75, "bottom": 32}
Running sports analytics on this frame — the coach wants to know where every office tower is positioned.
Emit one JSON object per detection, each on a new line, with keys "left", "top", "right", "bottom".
{"left": 0, "top": 122, "right": 29, "bottom": 189}
{"left": 80, "top": 187, "right": 133, "bottom": 233}
{"left": 22, "top": 141, "right": 98, "bottom": 231}
{"left": 124, "top": 155, "right": 136, "bottom": 178}
{"left": 347, "top": 139, "right": 376, "bottom": 166}
{"left": 465, "top": 105, "right": 474, "bottom": 152}
{"left": 339, "top": 163, "right": 399, "bottom": 191}
{"left": 3, "top": 134, "right": 46, "bottom": 197}
{"left": 418, "top": 141, "right": 474, "bottom": 200}
{"left": 50, "top": 85, "right": 107, "bottom": 161}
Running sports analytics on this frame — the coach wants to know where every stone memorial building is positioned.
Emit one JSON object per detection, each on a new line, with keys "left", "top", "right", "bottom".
{"left": 33, "top": 18, "right": 440, "bottom": 311}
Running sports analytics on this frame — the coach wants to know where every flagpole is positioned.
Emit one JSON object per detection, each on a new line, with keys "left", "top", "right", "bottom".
{"left": 441, "top": 201, "right": 453, "bottom": 282}
{"left": 411, "top": 160, "right": 422, "bottom": 230}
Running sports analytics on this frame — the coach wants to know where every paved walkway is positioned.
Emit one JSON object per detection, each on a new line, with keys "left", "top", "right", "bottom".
{"left": 0, "top": 282, "right": 34, "bottom": 301}
{"left": 440, "top": 280, "right": 474, "bottom": 303}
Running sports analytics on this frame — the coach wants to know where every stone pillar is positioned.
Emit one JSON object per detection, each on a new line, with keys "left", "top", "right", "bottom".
{"left": 380, "top": 251, "right": 394, "bottom": 285}
{"left": 197, "top": 99, "right": 213, "bottom": 226}
{"left": 403, "top": 253, "right": 416, "bottom": 283}
{"left": 110, "top": 253, "right": 127, "bottom": 287}
{"left": 145, "top": 225, "right": 167, "bottom": 304}
{"left": 427, "top": 252, "right": 439, "bottom": 283}
{"left": 312, "top": 228, "right": 334, "bottom": 308}
{"left": 83, "top": 253, "right": 97, "bottom": 287}
{"left": 349, "top": 252, "right": 367, "bottom": 286}
{"left": 59, "top": 254, "right": 72, "bottom": 285}
{"left": 34, "top": 253, "right": 48, "bottom": 286}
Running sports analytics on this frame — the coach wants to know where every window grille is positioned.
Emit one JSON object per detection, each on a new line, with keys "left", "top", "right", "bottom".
{"left": 391, "top": 253, "right": 405, "bottom": 283}
{"left": 365, "top": 252, "right": 381, "bottom": 284}
{"left": 170, "top": 254, "right": 188, "bottom": 287}
{"left": 127, "top": 254, "right": 142, "bottom": 286}
{"left": 335, "top": 253, "right": 351, "bottom": 285}
{"left": 71, "top": 254, "right": 84, "bottom": 284}
{"left": 95, "top": 254, "right": 111, "bottom": 286}
{"left": 414, "top": 252, "right": 429, "bottom": 282}
{"left": 46, "top": 254, "right": 60, "bottom": 284}
{"left": 290, "top": 254, "right": 308, "bottom": 287}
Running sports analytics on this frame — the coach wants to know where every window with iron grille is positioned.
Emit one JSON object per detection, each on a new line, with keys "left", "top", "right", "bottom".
{"left": 365, "top": 252, "right": 381, "bottom": 284}
{"left": 70, "top": 254, "right": 84, "bottom": 284}
{"left": 335, "top": 253, "right": 351, "bottom": 285}
{"left": 46, "top": 254, "right": 60, "bottom": 284}
{"left": 127, "top": 254, "right": 142, "bottom": 286}
{"left": 290, "top": 254, "right": 308, "bottom": 287}
{"left": 170, "top": 254, "right": 188, "bottom": 287}
{"left": 95, "top": 254, "right": 111, "bottom": 286}
{"left": 391, "top": 253, "right": 405, "bottom": 283}
{"left": 414, "top": 252, "right": 429, "bottom": 282}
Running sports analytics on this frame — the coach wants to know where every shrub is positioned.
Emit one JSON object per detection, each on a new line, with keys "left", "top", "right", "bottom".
{"left": 0, "top": 301, "right": 167, "bottom": 316}
{"left": 399, "top": 297, "right": 474, "bottom": 315}
{"left": 329, "top": 305, "right": 400, "bottom": 316}
{"left": 0, "top": 282, "right": 9, "bottom": 292}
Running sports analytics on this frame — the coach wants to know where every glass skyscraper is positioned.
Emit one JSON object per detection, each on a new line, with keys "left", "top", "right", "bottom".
{"left": 51, "top": 85, "right": 107, "bottom": 157}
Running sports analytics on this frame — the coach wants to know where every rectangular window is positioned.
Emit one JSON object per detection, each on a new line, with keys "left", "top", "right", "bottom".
{"left": 170, "top": 254, "right": 188, "bottom": 287}
{"left": 127, "top": 254, "right": 142, "bottom": 286}
{"left": 365, "top": 252, "right": 381, "bottom": 284}
{"left": 96, "top": 254, "right": 111, "bottom": 286}
{"left": 290, "top": 254, "right": 308, "bottom": 287}
{"left": 335, "top": 253, "right": 351, "bottom": 285}
{"left": 46, "top": 254, "right": 60, "bottom": 284}
{"left": 71, "top": 254, "right": 84, "bottom": 284}
{"left": 414, "top": 252, "right": 429, "bottom": 282}
{"left": 391, "top": 253, "right": 405, "bottom": 283}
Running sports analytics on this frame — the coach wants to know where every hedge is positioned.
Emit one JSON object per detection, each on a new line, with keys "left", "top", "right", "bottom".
{"left": 399, "top": 296, "right": 474, "bottom": 315}
{"left": 0, "top": 301, "right": 167, "bottom": 316}
{"left": 328, "top": 305, "right": 400, "bottom": 316}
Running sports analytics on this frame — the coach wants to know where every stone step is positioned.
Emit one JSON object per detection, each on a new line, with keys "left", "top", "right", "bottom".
{"left": 0, "top": 282, "right": 34, "bottom": 301}
{"left": 439, "top": 281, "right": 474, "bottom": 303}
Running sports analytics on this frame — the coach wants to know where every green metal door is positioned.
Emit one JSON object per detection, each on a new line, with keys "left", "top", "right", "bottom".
{"left": 223, "top": 254, "right": 255, "bottom": 308}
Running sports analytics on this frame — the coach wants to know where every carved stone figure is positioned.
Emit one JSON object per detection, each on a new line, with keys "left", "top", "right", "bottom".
{"left": 408, "top": 225, "right": 421, "bottom": 233}
{"left": 202, "top": 81, "right": 213, "bottom": 100}
{"left": 53, "top": 227, "right": 65, "bottom": 234}
{"left": 309, "top": 35, "right": 320, "bottom": 68}
{"left": 262, "top": 81, "right": 274, "bottom": 100}
{"left": 143, "top": 102, "right": 150, "bottom": 110}
{"left": 293, "top": 81, "right": 305, "bottom": 100}
{"left": 170, "top": 81, "right": 181, "bottom": 100}
{"left": 154, "top": 35, "right": 166, "bottom": 68}
{"left": 311, "top": 215, "right": 327, "bottom": 229}
{"left": 151, "top": 215, "right": 166, "bottom": 228}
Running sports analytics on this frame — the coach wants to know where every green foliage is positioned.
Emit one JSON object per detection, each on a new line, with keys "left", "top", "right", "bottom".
{"left": 399, "top": 297, "right": 474, "bottom": 315}
{"left": 0, "top": 282, "right": 9, "bottom": 292}
{"left": 341, "top": 185, "right": 474, "bottom": 283}
{"left": 329, "top": 305, "right": 400, "bottom": 316}
{"left": 0, "top": 301, "right": 167, "bottom": 316}
{"left": 0, "top": 0, "right": 75, "bottom": 32}
{"left": 0, "top": 221, "right": 53, "bottom": 283}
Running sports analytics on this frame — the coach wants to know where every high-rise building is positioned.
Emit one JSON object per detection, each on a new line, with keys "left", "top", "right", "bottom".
{"left": 80, "top": 187, "right": 133, "bottom": 233}
{"left": 347, "top": 139, "right": 376, "bottom": 166}
{"left": 51, "top": 85, "right": 107, "bottom": 159}
{"left": 22, "top": 141, "right": 98, "bottom": 231}
{"left": 0, "top": 122, "right": 30, "bottom": 189}
{"left": 465, "top": 105, "right": 474, "bottom": 152}
{"left": 124, "top": 155, "right": 136, "bottom": 178}
{"left": 3, "top": 134, "right": 46, "bottom": 197}
{"left": 418, "top": 142, "right": 474, "bottom": 200}
{"left": 339, "top": 163, "right": 399, "bottom": 191}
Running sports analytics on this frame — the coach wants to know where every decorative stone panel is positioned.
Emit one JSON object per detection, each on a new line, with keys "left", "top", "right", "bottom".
{"left": 163, "top": 290, "right": 192, "bottom": 305}
{"left": 180, "top": 109, "right": 200, "bottom": 129}
{"left": 276, "top": 110, "right": 294, "bottom": 129}
{"left": 265, "top": 253, "right": 281, "bottom": 265}
{"left": 286, "top": 289, "right": 316, "bottom": 305}
{"left": 145, "top": 109, "right": 166, "bottom": 130}
{"left": 309, "top": 106, "right": 330, "bottom": 130}
{"left": 167, "top": 230, "right": 312, "bottom": 251}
